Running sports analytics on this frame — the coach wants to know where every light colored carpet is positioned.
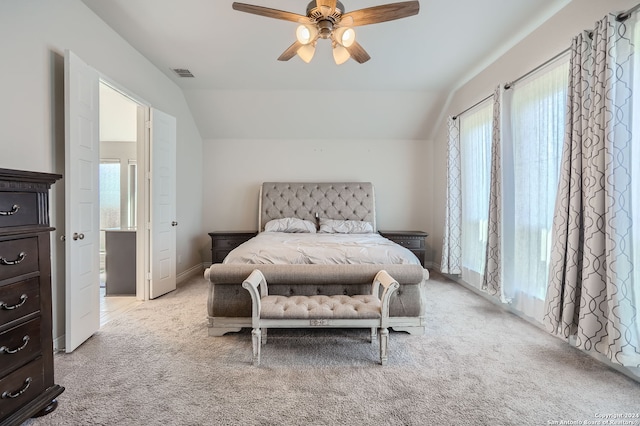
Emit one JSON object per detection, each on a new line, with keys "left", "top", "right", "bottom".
{"left": 25, "top": 271, "right": 639, "bottom": 426}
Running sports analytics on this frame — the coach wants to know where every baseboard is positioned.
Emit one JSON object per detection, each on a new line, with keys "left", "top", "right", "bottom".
{"left": 438, "top": 270, "right": 640, "bottom": 384}
{"left": 53, "top": 334, "right": 65, "bottom": 353}
{"left": 177, "top": 264, "right": 205, "bottom": 284}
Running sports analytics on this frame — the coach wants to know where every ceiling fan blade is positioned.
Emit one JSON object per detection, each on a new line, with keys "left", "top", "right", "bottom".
{"left": 278, "top": 41, "right": 303, "bottom": 61}
{"left": 342, "top": 1, "right": 419, "bottom": 26}
{"left": 232, "top": 2, "right": 306, "bottom": 23}
{"left": 345, "top": 41, "right": 371, "bottom": 64}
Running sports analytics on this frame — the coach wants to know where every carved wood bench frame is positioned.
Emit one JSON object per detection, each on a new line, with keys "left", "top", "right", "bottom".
{"left": 242, "top": 269, "right": 400, "bottom": 366}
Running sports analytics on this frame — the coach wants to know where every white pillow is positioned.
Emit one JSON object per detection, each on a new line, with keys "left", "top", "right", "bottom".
{"left": 318, "top": 218, "right": 374, "bottom": 234}
{"left": 264, "top": 217, "right": 316, "bottom": 233}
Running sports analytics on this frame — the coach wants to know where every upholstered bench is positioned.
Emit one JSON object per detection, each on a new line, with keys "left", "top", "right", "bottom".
{"left": 242, "top": 269, "right": 400, "bottom": 366}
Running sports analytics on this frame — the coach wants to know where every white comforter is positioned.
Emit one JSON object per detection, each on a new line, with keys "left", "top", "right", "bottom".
{"left": 223, "top": 232, "right": 420, "bottom": 265}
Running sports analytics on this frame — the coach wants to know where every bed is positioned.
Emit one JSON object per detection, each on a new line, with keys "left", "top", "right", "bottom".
{"left": 204, "top": 182, "right": 429, "bottom": 336}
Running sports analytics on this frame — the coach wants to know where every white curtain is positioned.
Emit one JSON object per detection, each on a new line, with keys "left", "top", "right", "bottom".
{"left": 459, "top": 102, "right": 493, "bottom": 288}
{"left": 441, "top": 117, "right": 462, "bottom": 274}
{"left": 502, "top": 55, "right": 569, "bottom": 321}
{"left": 544, "top": 13, "right": 640, "bottom": 367}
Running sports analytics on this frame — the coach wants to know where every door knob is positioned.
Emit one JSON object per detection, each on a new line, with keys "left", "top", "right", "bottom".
{"left": 171, "top": 221, "right": 178, "bottom": 226}
{"left": 72, "top": 233, "right": 85, "bottom": 241}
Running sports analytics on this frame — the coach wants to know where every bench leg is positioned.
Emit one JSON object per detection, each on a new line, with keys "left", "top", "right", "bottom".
{"left": 251, "top": 328, "right": 262, "bottom": 366}
{"left": 263, "top": 328, "right": 267, "bottom": 345}
{"left": 370, "top": 327, "right": 377, "bottom": 343}
{"left": 379, "top": 327, "right": 389, "bottom": 366}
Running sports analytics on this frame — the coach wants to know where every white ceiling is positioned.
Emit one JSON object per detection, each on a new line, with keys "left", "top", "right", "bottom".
{"left": 81, "top": 0, "right": 570, "bottom": 139}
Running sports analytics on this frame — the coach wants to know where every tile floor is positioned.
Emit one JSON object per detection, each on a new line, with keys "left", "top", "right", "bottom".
{"left": 99, "top": 287, "right": 141, "bottom": 326}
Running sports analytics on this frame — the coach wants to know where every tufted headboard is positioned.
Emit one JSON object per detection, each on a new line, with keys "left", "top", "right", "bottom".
{"left": 258, "top": 182, "right": 376, "bottom": 232}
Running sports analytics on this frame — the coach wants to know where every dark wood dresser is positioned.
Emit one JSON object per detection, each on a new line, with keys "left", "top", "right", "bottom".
{"left": 0, "top": 168, "right": 64, "bottom": 425}
{"left": 208, "top": 231, "right": 257, "bottom": 264}
{"left": 378, "top": 230, "right": 429, "bottom": 268}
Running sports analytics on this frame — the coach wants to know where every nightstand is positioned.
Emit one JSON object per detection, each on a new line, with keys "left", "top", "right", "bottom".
{"left": 378, "top": 231, "right": 428, "bottom": 267}
{"left": 208, "top": 231, "right": 258, "bottom": 264}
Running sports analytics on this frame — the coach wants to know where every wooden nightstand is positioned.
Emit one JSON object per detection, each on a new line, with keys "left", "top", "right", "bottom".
{"left": 378, "top": 231, "right": 428, "bottom": 267}
{"left": 208, "top": 231, "right": 258, "bottom": 264}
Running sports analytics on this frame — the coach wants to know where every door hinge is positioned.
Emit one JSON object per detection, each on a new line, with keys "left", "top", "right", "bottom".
{"left": 146, "top": 272, "right": 152, "bottom": 280}
{"left": 145, "top": 120, "right": 151, "bottom": 129}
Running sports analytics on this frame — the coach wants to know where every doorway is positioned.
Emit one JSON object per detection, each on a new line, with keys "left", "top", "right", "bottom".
{"left": 98, "top": 82, "right": 143, "bottom": 325}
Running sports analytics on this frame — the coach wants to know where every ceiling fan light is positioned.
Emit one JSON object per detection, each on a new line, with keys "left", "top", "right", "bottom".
{"left": 296, "top": 24, "right": 317, "bottom": 45}
{"left": 334, "top": 27, "right": 355, "bottom": 47}
{"left": 297, "top": 44, "right": 316, "bottom": 63}
{"left": 333, "top": 44, "right": 350, "bottom": 65}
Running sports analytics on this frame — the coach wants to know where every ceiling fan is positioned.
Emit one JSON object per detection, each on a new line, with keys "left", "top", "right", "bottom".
{"left": 232, "top": 1, "right": 420, "bottom": 64}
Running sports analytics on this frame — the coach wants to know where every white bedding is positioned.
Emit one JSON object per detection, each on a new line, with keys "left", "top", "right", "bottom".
{"left": 223, "top": 232, "right": 420, "bottom": 265}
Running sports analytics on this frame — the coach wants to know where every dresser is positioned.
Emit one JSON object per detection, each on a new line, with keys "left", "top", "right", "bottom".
{"left": 208, "top": 231, "right": 257, "bottom": 264}
{"left": 378, "top": 230, "right": 428, "bottom": 268}
{"left": 0, "top": 169, "right": 64, "bottom": 425}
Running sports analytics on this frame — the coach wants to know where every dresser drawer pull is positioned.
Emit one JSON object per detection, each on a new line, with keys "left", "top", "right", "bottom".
{"left": 0, "top": 294, "right": 28, "bottom": 310}
{"left": 0, "top": 336, "right": 30, "bottom": 354}
{"left": 0, "top": 251, "right": 27, "bottom": 266}
{"left": 0, "top": 204, "right": 20, "bottom": 216}
{"left": 1, "top": 377, "right": 32, "bottom": 399}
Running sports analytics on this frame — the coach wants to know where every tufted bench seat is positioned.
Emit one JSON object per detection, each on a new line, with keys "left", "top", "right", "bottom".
{"left": 242, "top": 269, "right": 400, "bottom": 366}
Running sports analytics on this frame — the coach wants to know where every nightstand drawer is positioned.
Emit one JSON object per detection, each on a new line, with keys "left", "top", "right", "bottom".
{"left": 0, "top": 356, "right": 45, "bottom": 419}
{"left": 0, "top": 278, "right": 40, "bottom": 326}
{"left": 393, "top": 238, "right": 422, "bottom": 249}
{"left": 0, "top": 237, "right": 39, "bottom": 281}
{"left": 0, "top": 193, "right": 38, "bottom": 229}
{"left": 0, "top": 318, "right": 41, "bottom": 377}
{"left": 213, "top": 238, "right": 246, "bottom": 249}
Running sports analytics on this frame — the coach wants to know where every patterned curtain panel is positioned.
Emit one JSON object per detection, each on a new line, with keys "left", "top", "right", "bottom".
{"left": 544, "top": 14, "right": 640, "bottom": 367}
{"left": 441, "top": 117, "right": 462, "bottom": 274}
{"left": 482, "top": 86, "right": 503, "bottom": 298}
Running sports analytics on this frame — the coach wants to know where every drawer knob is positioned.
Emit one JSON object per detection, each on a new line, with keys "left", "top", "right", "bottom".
{"left": 1, "top": 377, "right": 32, "bottom": 399}
{"left": 0, "top": 251, "right": 27, "bottom": 266}
{"left": 0, "top": 204, "right": 20, "bottom": 216}
{"left": 0, "top": 294, "right": 28, "bottom": 310}
{"left": 0, "top": 335, "right": 30, "bottom": 354}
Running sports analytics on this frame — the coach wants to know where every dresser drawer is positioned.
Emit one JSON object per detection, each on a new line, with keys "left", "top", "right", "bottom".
{"left": 0, "top": 278, "right": 40, "bottom": 326}
{"left": 0, "top": 318, "right": 41, "bottom": 377}
{"left": 0, "top": 193, "right": 38, "bottom": 228}
{"left": 0, "top": 237, "right": 39, "bottom": 281}
{"left": 0, "top": 356, "right": 45, "bottom": 419}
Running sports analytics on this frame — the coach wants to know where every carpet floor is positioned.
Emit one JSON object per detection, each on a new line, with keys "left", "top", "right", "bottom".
{"left": 24, "top": 271, "right": 640, "bottom": 426}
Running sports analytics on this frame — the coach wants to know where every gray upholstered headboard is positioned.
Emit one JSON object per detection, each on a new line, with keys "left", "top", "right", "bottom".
{"left": 258, "top": 182, "right": 376, "bottom": 232}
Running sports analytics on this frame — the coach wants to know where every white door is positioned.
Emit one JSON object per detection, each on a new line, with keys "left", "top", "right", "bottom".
{"left": 149, "top": 108, "right": 177, "bottom": 299}
{"left": 64, "top": 50, "right": 100, "bottom": 352}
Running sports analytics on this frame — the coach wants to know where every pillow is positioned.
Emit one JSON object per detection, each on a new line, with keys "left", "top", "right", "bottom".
{"left": 264, "top": 217, "right": 316, "bottom": 233}
{"left": 318, "top": 218, "right": 374, "bottom": 234}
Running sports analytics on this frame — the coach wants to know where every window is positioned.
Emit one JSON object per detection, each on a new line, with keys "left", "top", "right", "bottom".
{"left": 459, "top": 101, "right": 493, "bottom": 288}
{"left": 502, "top": 56, "right": 569, "bottom": 320}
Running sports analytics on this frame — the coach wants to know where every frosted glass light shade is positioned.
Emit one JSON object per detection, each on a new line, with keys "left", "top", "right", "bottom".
{"left": 333, "top": 44, "right": 350, "bottom": 65}
{"left": 297, "top": 44, "right": 316, "bottom": 63}
{"left": 334, "top": 27, "right": 355, "bottom": 47}
{"left": 296, "top": 25, "right": 317, "bottom": 45}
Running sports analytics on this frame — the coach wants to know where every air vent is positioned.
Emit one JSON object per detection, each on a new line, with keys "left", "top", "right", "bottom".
{"left": 172, "top": 68, "right": 195, "bottom": 78}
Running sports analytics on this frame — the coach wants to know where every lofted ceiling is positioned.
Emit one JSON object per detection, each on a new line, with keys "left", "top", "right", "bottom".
{"left": 81, "top": 0, "right": 570, "bottom": 140}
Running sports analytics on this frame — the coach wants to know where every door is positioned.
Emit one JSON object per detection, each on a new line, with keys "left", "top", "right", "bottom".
{"left": 64, "top": 50, "right": 100, "bottom": 352}
{"left": 149, "top": 108, "right": 177, "bottom": 299}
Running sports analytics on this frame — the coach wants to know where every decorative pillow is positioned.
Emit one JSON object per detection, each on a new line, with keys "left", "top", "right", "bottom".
{"left": 318, "top": 218, "right": 374, "bottom": 234}
{"left": 264, "top": 217, "right": 316, "bottom": 233}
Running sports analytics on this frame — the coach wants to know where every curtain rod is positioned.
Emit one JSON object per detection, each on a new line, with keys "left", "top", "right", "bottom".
{"left": 617, "top": 2, "right": 640, "bottom": 21}
{"left": 452, "top": 93, "right": 493, "bottom": 120}
{"left": 504, "top": 47, "right": 570, "bottom": 90}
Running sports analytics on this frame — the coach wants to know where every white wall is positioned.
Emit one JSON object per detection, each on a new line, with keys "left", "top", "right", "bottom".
{"left": 201, "top": 138, "right": 435, "bottom": 261}
{"left": 430, "top": 0, "right": 639, "bottom": 269}
{"left": 0, "top": 0, "right": 203, "bottom": 347}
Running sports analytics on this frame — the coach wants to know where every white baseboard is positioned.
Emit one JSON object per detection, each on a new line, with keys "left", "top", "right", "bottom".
{"left": 177, "top": 264, "right": 205, "bottom": 284}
